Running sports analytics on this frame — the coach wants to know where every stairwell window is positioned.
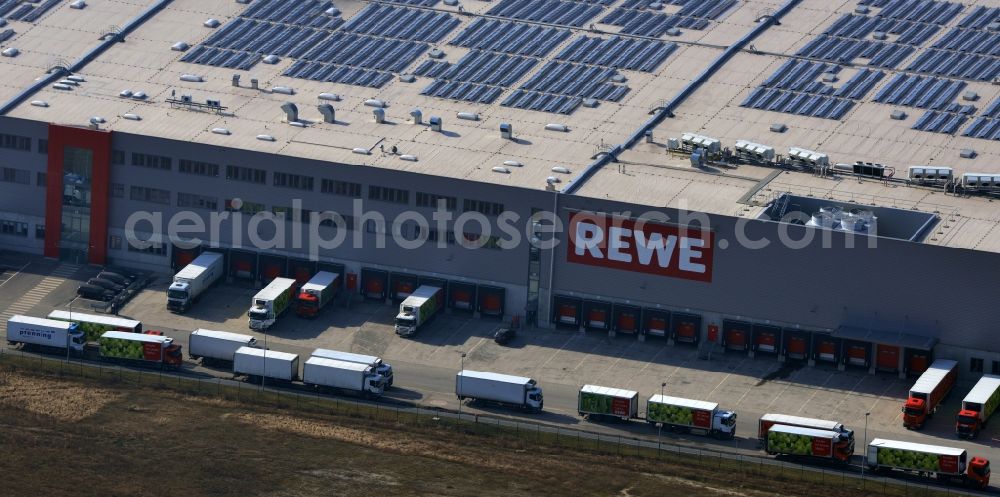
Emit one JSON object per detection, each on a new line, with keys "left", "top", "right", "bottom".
{"left": 131, "top": 152, "right": 172, "bottom": 170}
{"left": 0, "top": 133, "right": 30, "bottom": 151}
{"left": 971, "top": 357, "right": 984, "bottom": 373}
{"left": 273, "top": 172, "right": 314, "bottom": 191}
{"left": 0, "top": 219, "right": 28, "bottom": 237}
{"left": 368, "top": 185, "right": 409, "bottom": 204}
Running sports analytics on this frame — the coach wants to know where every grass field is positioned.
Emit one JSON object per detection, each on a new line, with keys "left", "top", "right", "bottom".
{"left": 0, "top": 361, "right": 954, "bottom": 497}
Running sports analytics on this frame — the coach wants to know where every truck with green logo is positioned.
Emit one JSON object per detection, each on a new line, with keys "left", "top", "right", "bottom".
{"left": 956, "top": 374, "right": 1000, "bottom": 439}
{"left": 765, "top": 424, "right": 849, "bottom": 462}
{"left": 47, "top": 310, "right": 142, "bottom": 342}
{"left": 248, "top": 277, "right": 296, "bottom": 330}
{"left": 394, "top": 285, "right": 443, "bottom": 337}
{"left": 647, "top": 394, "right": 737, "bottom": 438}
{"left": 867, "top": 438, "right": 990, "bottom": 489}
{"left": 98, "top": 331, "right": 183, "bottom": 369}
{"left": 578, "top": 384, "right": 639, "bottom": 421}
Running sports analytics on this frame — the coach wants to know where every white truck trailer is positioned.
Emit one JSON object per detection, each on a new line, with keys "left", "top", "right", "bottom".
{"left": 233, "top": 346, "right": 299, "bottom": 382}
{"left": 578, "top": 384, "right": 639, "bottom": 421}
{"left": 6, "top": 315, "right": 85, "bottom": 355}
{"left": 867, "top": 438, "right": 990, "bottom": 489}
{"left": 455, "top": 370, "right": 543, "bottom": 412}
{"left": 248, "top": 277, "right": 296, "bottom": 330}
{"left": 311, "top": 348, "right": 394, "bottom": 387}
{"left": 295, "top": 271, "right": 339, "bottom": 318}
{"left": 956, "top": 374, "right": 1000, "bottom": 439}
{"left": 302, "top": 357, "right": 385, "bottom": 399}
{"left": 188, "top": 329, "right": 258, "bottom": 367}
{"left": 394, "top": 285, "right": 443, "bottom": 337}
{"left": 647, "top": 394, "right": 737, "bottom": 439}
{"left": 167, "top": 252, "right": 224, "bottom": 312}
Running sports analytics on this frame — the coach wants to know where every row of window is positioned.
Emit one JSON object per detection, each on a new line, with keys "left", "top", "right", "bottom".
{"left": 969, "top": 357, "right": 1000, "bottom": 375}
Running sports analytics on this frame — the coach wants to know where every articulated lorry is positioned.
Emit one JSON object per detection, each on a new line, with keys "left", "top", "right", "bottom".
{"left": 578, "top": 384, "right": 639, "bottom": 421}
{"left": 956, "top": 374, "right": 1000, "bottom": 439}
{"left": 758, "top": 413, "right": 854, "bottom": 451}
{"left": 303, "top": 357, "right": 385, "bottom": 399}
{"left": 867, "top": 438, "right": 990, "bottom": 489}
{"left": 647, "top": 395, "right": 737, "bottom": 439}
{"left": 765, "top": 425, "right": 852, "bottom": 463}
{"left": 456, "top": 370, "right": 543, "bottom": 412}
{"left": 167, "top": 252, "right": 224, "bottom": 312}
{"left": 248, "top": 277, "right": 296, "bottom": 330}
{"left": 6, "top": 315, "right": 85, "bottom": 355}
{"left": 233, "top": 346, "right": 299, "bottom": 382}
{"left": 311, "top": 348, "right": 394, "bottom": 387}
{"left": 47, "top": 310, "right": 141, "bottom": 342}
{"left": 903, "top": 359, "right": 957, "bottom": 429}
{"left": 394, "top": 285, "right": 444, "bottom": 337}
{"left": 296, "top": 271, "right": 339, "bottom": 318}
{"left": 98, "top": 331, "right": 183, "bottom": 369}
{"left": 188, "top": 329, "right": 257, "bottom": 367}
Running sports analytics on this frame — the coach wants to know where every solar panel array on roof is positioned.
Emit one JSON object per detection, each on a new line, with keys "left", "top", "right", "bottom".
{"left": 556, "top": 36, "right": 676, "bottom": 72}
{"left": 796, "top": 36, "right": 914, "bottom": 68}
{"left": 740, "top": 60, "right": 884, "bottom": 120}
{"left": 873, "top": 74, "right": 968, "bottom": 111}
{"left": 297, "top": 33, "right": 427, "bottom": 71}
{"left": 486, "top": 0, "right": 603, "bottom": 27}
{"left": 823, "top": 14, "right": 940, "bottom": 45}
{"left": 283, "top": 61, "right": 394, "bottom": 87}
{"left": 381, "top": 0, "right": 439, "bottom": 6}
{"left": 601, "top": 10, "right": 709, "bottom": 36}
{"left": 957, "top": 6, "right": 1000, "bottom": 30}
{"left": 933, "top": 29, "right": 1000, "bottom": 56}
{"left": 418, "top": 50, "right": 537, "bottom": 104}
{"left": 501, "top": 91, "right": 583, "bottom": 114}
{"left": 242, "top": 0, "right": 343, "bottom": 27}
{"left": 962, "top": 118, "right": 1000, "bottom": 141}
{"left": 983, "top": 98, "right": 1000, "bottom": 119}
{"left": 912, "top": 110, "right": 967, "bottom": 134}
{"left": 421, "top": 81, "right": 504, "bottom": 104}
{"left": 501, "top": 60, "right": 629, "bottom": 114}
{"left": 340, "top": 4, "right": 459, "bottom": 42}
{"left": 449, "top": 18, "right": 571, "bottom": 57}
{"left": 741, "top": 88, "right": 855, "bottom": 120}
{"left": 871, "top": 0, "right": 962, "bottom": 25}
{"left": 0, "top": 0, "right": 59, "bottom": 23}
{"left": 906, "top": 49, "right": 1000, "bottom": 81}
{"left": 413, "top": 60, "right": 451, "bottom": 78}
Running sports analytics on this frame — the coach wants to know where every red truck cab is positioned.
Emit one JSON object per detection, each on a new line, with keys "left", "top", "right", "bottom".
{"left": 956, "top": 409, "right": 982, "bottom": 439}
{"left": 297, "top": 291, "right": 320, "bottom": 317}
{"left": 969, "top": 457, "right": 991, "bottom": 488}
{"left": 164, "top": 344, "right": 184, "bottom": 367}
{"left": 903, "top": 396, "right": 928, "bottom": 429}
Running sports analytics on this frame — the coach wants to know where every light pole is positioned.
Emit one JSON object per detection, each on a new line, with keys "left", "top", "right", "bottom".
{"left": 657, "top": 382, "right": 666, "bottom": 452}
{"left": 861, "top": 412, "right": 870, "bottom": 479}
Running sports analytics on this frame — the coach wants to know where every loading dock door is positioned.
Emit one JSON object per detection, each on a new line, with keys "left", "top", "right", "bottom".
{"left": 907, "top": 350, "right": 930, "bottom": 375}
{"left": 752, "top": 325, "right": 781, "bottom": 354}
{"left": 172, "top": 245, "right": 201, "bottom": 271}
{"left": 673, "top": 313, "right": 701, "bottom": 344}
{"left": 786, "top": 336, "right": 807, "bottom": 359}
{"left": 390, "top": 273, "right": 417, "bottom": 300}
{"left": 229, "top": 250, "right": 256, "bottom": 281}
{"left": 876, "top": 344, "right": 900, "bottom": 371}
{"left": 643, "top": 309, "right": 670, "bottom": 337}
{"left": 360, "top": 269, "right": 388, "bottom": 300}
{"left": 582, "top": 300, "right": 611, "bottom": 331}
{"left": 553, "top": 296, "right": 582, "bottom": 327}
{"left": 477, "top": 286, "right": 505, "bottom": 317}
{"left": 815, "top": 337, "right": 838, "bottom": 363}
{"left": 846, "top": 343, "right": 868, "bottom": 367}
{"left": 613, "top": 305, "right": 640, "bottom": 334}
{"left": 722, "top": 320, "right": 750, "bottom": 351}
{"left": 449, "top": 282, "right": 476, "bottom": 311}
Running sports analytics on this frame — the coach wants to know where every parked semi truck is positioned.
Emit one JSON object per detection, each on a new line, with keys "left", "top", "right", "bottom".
{"left": 6, "top": 315, "right": 85, "bottom": 355}
{"left": 903, "top": 359, "right": 957, "bottom": 429}
{"left": 956, "top": 374, "right": 1000, "bottom": 439}
{"left": 303, "top": 357, "right": 385, "bottom": 399}
{"left": 47, "top": 310, "right": 142, "bottom": 342}
{"left": 188, "top": 329, "right": 257, "bottom": 367}
{"left": 296, "top": 271, "right": 339, "bottom": 318}
{"left": 578, "top": 384, "right": 639, "bottom": 421}
{"left": 311, "top": 348, "right": 394, "bottom": 387}
{"left": 758, "top": 413, "right": 854, "bottom": 451}
{"left": 98, "top": 331, "right": 183, "bottom": 369}
{"left": 765, "top": 425, "right": 851, "bottom": 463}
{"left": 167, "top": 252, "right": 224, "bottom": 312}
{"left": 394, "top": 285, "right": 444, "bottom": 337}
{"left": 867, "top": 438, "right": 990, "bottom": 489}
{"left": 455, "top": 370, "right": 543, "bottom": 412}
{"left": 248, "top": 277, "right": 296, "bottom": 330}
{"left": 647, "top": 394, "right": 737, "bottom": 439}
{"left": 233, "top": 346, "right": 299, "bottom": 382}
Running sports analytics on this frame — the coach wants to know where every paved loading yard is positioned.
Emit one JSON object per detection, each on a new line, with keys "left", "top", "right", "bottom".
{"left": 112, "top": 281, "right": 999, "bottom": 464}
{"left": 5, "top": 261, "right": 997, "bottom": 484}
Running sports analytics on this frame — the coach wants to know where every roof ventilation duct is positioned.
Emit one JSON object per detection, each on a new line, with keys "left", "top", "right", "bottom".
{"left": 281, "top": 102, "right": 298, "bottom": 123}
{"left": 372, "top": 108, "right": 385, "bottom": 124}
{"left": 500, "top": 122, "right": 512, "bottom": 139}
{"left": 318, "top": 93, "right": 340, "bottom": 101}
{"left": 410, "top": 108, "right": 422, "bottom": 124}
{"left": 457, "top": 112, "right": 478, "bottom": 121}
{"left": 545, "top": 123, "right": 568, "bottom": 132}
{"left": 317, "top": 104, "right": 335, "bottom": 123}
{"left": 180, "top": 74, "right": 203, "bottom": 82}
{"left": 429, "top": 116, "right": 442, "bottom": 131}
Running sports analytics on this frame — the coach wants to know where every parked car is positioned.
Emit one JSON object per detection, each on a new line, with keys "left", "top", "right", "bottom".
{"left": 494, "top": 326, "right": 516, "bottom": 345}
{"left": 97, "top": 271, "right": 130, "bottom": 287}
{"left": 87, "top": 278, "right": 124, "bottom": 293}
{"left": 77, "top": 284, "right": 114, "bottom": 301}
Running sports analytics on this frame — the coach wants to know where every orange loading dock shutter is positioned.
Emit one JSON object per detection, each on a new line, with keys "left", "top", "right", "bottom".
{"left": 876, "top": 345, "right": 900, "bottom": 370}
{"left": 755, "top": 331, "right": 777, "bottom": 353}
{"left": 908, "top": 353, "right": 929, "bottom": 374}
{"left": 481, "top": 293, "right": 502, "bottom": 315}
{"left": 588, "top": 308, "right": 607, "bottom": 328}
{"left": 847, "top": 345, "right": 867, "bottom": 366}
{"left": 558, "top": 304, "right": 578, "bottom": 325}
{"left": 647, "top": 316, "right": 668, "bottom": 337}
{"left": 452, "top": 289, "right": 472, "bottom": 309}
{"left": 725, "top": 328, "right": 746, "bottom": 350}
{"left": 365, "top": 278, "right": 384, "bottom": 299}
{"left": 676, "top": 322, "right": 697, "bottom": 342}
{"left": 395, "top": 280, "right": 415, "bottom": 299}
{"left": 817, "top": 340, "right": 837, "bottom": 362}
{"left": 786, "top": 336, "right": 807, "bottom": 359}
{"left": 617, "top": 312, "right": 637, "bottom": 333}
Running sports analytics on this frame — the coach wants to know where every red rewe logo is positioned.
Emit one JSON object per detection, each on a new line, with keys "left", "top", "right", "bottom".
{"left": 567, "top": 213, "right": 714, "bottom": 283}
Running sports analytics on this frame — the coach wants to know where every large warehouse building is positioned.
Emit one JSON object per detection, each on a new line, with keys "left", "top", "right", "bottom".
{"left": 0, "top": 0, "right": 998, "bottom": 378}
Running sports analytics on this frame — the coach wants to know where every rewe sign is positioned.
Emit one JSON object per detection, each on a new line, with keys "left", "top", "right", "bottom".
{"left": 567, "top": 214, "right": 714, "bottom": 283}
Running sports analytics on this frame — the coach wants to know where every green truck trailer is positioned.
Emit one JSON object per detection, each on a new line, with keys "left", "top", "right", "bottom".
{"left": 47, "top": 310, "right": 142, "bottom": 342}
{"left": 578, "top": 384, "right": 639, "bottom": 421}
{"left": 394, "top": 286, "right": 443, "bottom": 337}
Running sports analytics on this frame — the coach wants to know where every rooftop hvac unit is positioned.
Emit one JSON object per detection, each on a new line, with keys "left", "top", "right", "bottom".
{"left": 680, "top": 132, "right": 720, "bottom": 153}
{"left": 806, "top": 212, "right": 836, "bottom": 228}
{"left": 962, "top": 173, "right": 1000, "bottom": 189}
{"left": 907, "top": 166, "right": 953, "bottom": 184}
{"left": 734, "top": 139, "right": 775, "bottom": 161}
{"left": 787, "top": 147, "right": 829, "bottom": 166}
{"left": 852, "top": 161, "right": 886, "bottom": 178}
